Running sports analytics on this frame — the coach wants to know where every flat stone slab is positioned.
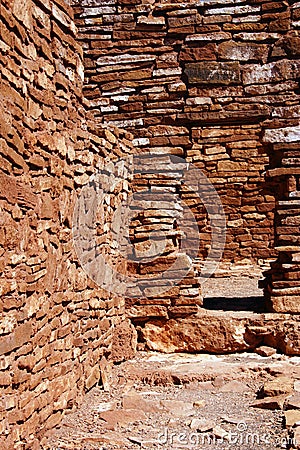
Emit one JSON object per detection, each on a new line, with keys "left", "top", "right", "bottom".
{"left": 123, "top": 352, "right": 300, "bottom": 387}
{"left": 185, "top": 62, "right": 241, "bottom": 85}
{"left": 139, "top": 311, "right": 300, "bottom": 355}
{"left": 45, "top": 351, "right": 299, "bottom": 449}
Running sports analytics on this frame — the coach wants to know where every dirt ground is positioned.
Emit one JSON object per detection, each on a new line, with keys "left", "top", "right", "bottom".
{"left": 44, "top": 351, "right": 300, "bottom": 450}
{"left": 44, "top": 274, "right": 300, "bottom": 450}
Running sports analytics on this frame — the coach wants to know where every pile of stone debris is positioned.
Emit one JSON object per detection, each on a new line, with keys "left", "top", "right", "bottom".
{"left": 45, "top": 351, "right": 300, "bottom": 449}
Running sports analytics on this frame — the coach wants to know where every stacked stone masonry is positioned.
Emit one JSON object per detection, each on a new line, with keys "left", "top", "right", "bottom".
{"left": 73, "top": 0, "right": 300, "bottom": 316}
{"left": 73, "top": 0, "right": 299, "bottom": 266}
{"left": 262, "top": 142, "right": 300, "bottom": 313}
{"left": 125, "top": 153, "right": 204, "bottom": 322}
{"left": 1, "top": 0, "right": 300, "bottom": 447}
{"left": 0, "top": 1, "right": 135, "bottom": 448}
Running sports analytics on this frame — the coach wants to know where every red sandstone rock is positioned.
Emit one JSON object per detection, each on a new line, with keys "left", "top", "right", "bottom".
{"left": 122, "top": 393, "right": 162, "bottom": 413}
{"left": 2, "top": 0, "right": 300, "bottom": 447}
{"left": 263, "top": 377, "right": 295, "bottom": 397}
{"left": 255, "top": 346, "right": 277, "bottom": 357}
{"left": 284, "top": 410, "right": 300, "bottom": 429}
{"left": 99, "top": 409, "right": 147, "bottom": 430}
{"left": 251, "top": 395, "right": 287, "bottom": 410}
{"left": 286, "top": 393, "right": 300, "bottom": 410}
{"left": 110, "top": 319, "right": 137, "bottom": 362}
{"left": 139, "top": 314, "right": 300, "bottom": 355}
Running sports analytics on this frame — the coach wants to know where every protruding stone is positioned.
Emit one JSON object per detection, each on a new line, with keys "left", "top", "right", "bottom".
{"left": 213, "top": 425, "right": 229, "bottom": 440}
{"left": 263, "top": 377, "right": 294, "bottom": 397}
{"left": 190, "top": 418, "right": 215, "bottom": 432}
{"left": 251, "top": 395, "right": 287, "bottom": 410}
{"left": 286, "top": 393, "right": 300, "bottom": 410}
{"left": 255, "top": 346, "right": 277, "bottom": 357}
{"left": 284, "top": 410, "right": 300, "bottom": 429}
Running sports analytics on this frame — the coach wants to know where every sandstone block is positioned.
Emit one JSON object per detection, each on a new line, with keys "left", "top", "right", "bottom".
{"left": 286, "top": 393, "right": 300, "bottom": 410}
{"left": 109, "top": 319, "right": 137, "bottom": 362}
{"left": 264, "top": 126, "right": 300, "bottom": 144}
{"left": 0, "top": 322, "right": 32, "bottom": 355}
{"left": 218, "top": 41, "right": 268, "bottom": 62}
{"left": 99, "top": 409, "right": 146, "bottom": 430}
{"left": 255, "top": 346, "right": 277, "bottom": 357}
{"left": 243, "top": 60, "right": 300, "bottom": 85}
{"left": 85, "top": 365, "right": 100, "bottom": 391}
{"left": 185, "top": 62, "right": 241, "bottom": 85}
{"left": 285, "top": 410, "right": 300, "bottom": 429}
{"left": 263, "top": 377, "right": 294, "bottom": 397}
{"left": 251, "top": 395, "right": 287, "bottom": 410}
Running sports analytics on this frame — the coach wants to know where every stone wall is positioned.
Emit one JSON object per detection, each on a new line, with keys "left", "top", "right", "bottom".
{"left": 73, "top": 0, "right": 300, "bottom": 266}
{"left": 0, "top": 1, "right": 135, "bottom": 447}
{"left": 125, "top": 153, "right": 204, "bottom": 324}
{"left": 1, "top": 0, "right": 300, "bottom": 446}
{"left": 263, "top": 136, "right": 300, "bottom": 313}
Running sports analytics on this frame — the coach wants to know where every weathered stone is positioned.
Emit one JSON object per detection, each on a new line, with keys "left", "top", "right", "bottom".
{"left": 286, "top": 393, "right": 300, "bottom": 410}
{"left": 160, "top": 400, "right": 194, "bottom": 417}
{"left": 219, "top": 381, "right": 249, "bottom": 393}
{"left": 255, "top": 346, "right": 277, "bottom": 357}
{"left": 110, "top": 320, "right": 137, "bottom": 362}
{"left": 85, "top": 365, "right": 100, "bottom": 391}
{"left": 185, "top": 62, "right": 241, "bottom": 85}
{"left": 122, "top": 393, "right": 161, "bottom": 413}
{"left": 267, "top": 296, "right": 300, "bottom": 314}
{"left": 251, "top": 395, "right": 287, "bottom": 410}
{"left": 0, "top": 322, "right": 32, "bottom": 355}
{"left": 284, "top": 410, "right": 300, "bottom": 429}
{"left": 140, "top": 316, "right": 251, "bottom": 353}
{"left": 213, "top": 425, "right": 229, "bottom": 440}
{"left": 263, "top": 126, "right": 300, "bottom": 144}
{"left": 180, "top": 45, "right": 217, "bottom": 61}
{"left": 190, "top": 418, "right": 215, "bottom": 432}
{"left": 193, "top": 399, "right": 206, "bottom": 408}
{"left": 217, "top": 161, "right": 248, "bottom": 172}
{"left": 282, "top": 35, "right": 300, "bottom": 57}
{"left": 186, "top": 32, "right": 231, "bottom": 42}
{"left": 263, "top": 377, "right": 294, "bottom": 397}
{"left": 12, "top": 0, "right": 32, "bottom": 30}
{"left": 243, "top": 60, "right": 300, "bottom": 85}
{"left": 99, "top": 409, "right": 147, "bottom": 430}
{"left": 206, "top": 5, "right": 260, "bottom": 16}
{"left": 138, "top": 313, "right": 300, "bottom": 355}
{"left": 218, "top": 41, "right": 268, "bottom": 62}
{"left": 128, "top": 305, "right": 169, "bottom": 319}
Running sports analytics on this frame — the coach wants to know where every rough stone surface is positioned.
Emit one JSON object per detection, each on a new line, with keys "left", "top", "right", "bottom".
{"left": 255, "top": 346, "right": 277, "bottom": 357}
{"left": 251, "top": 395, "right": 287, "bottom": 410}
{"left": 110, "top": 319, "right": 138, "bottom": 363}
{"left": 0, "top": 1, "right": 135, "bottom": 447}
{"left": 184, "top": 62, "right": 241, "bottom": 84}
{"left": 45, "top": 352, "right": 299, "bottom": 449}
{"left": 263, "top": 376, "right": 295, "bottom": 397}
{"left": 139, "top": 311, "right": 300, "bottom": 355}
{"left": 286, "top": 393, "right": 300, "bottom": 410}
{"left": 73, "top": 0, "right": 300, "bottom": 318}
{"left": 285, "top": 410, "right": 300, "bottom": 429}
{"left": 1, "top": 0, "right": 300, "bottom": 446}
